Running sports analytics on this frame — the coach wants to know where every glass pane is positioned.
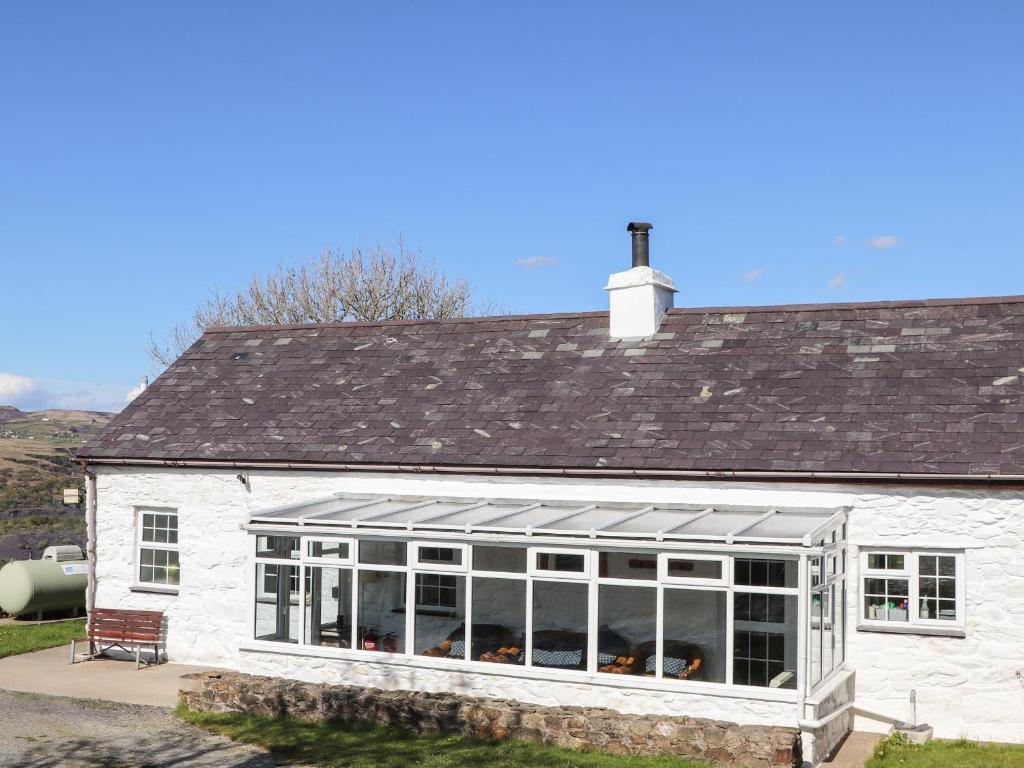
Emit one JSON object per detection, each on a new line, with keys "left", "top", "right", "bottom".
{"left": 358, "top": 570, "right": 406, "bottom": 652}
{"left": 255, "top": 563, "right": 298, "bottom": 643}
{"left": 309, "top": 540, "right": 350, "bottom": 560}
{"left": 810, "top": 591, "right": 823, "bottom": 687}
{"left": 938, "top": 556, "right": 956, "bottom": 577}
{"left": 532, "top": 581, "right": 588, "bottom": 670}
{"left": 358, "top": 540, "right": 407, "bottom": 566}
{"left": 140, "top": 549, "right": 154, "bottom": 566}
{"left": 415, "top": 576, "right": 466, "bottom": 660}
{"left": 938, "top": 600, "right": 957, "bottom": 621}
{"left": 256, "top": 535, "right": 299, "bottom": 560}
{"left": 938, "top": 578, "right": 955, "bottom": 599}
{"left": 417, "top": 546, "right": 463, "bottom": 567}
{"left": 666, "top": 558, "right": 722, "bottom": 581}
{"left": 471, "top": 577, "right": 526, "bottom": 664}
{"left": 597, "top": 585, "right": 656, "bottom": 675}
{"left": 535, "top": 552, "right": 585, "bottom": 573}
{"left": 868, "top": 553, "right": 904, "bottom": 570}
{"left": 473, "top": 546, "right": 526, "bottom": 573}
{"left": 734, "top": 558, "right": 797, "bottom": 588}
{"left": 598, "top": 551, "right": 657, "bottom": 580}
{"left": 863, "top": 576, "right": 909, "bottom": 621}
{"left": 139, "top": 565, "right": 154, "bottom": 583}
{"left": 919, "top": 556, "right": 936, "bottom": 576}
{"left": 733, "top": 593, "right": 797, "bottom": 689}
{"left": 304, "top": 567, "right": 353, "bottom": 648}
{"left": 167, "top": 551, "right": 180, "bottom": 585}
{"left": 664, "top": 589, "right": 727, "bottom": 683}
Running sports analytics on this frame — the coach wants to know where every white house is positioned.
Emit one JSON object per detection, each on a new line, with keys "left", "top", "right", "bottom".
{"left": 80, "top": 224, "right": 1024, "bottom": 765}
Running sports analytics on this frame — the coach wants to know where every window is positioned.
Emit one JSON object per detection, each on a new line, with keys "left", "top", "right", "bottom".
{"left": 660, "top": 554, "right": 727, "bottom": 586}
{"left": 412, "top": 543, "right": 467, "bottom": 571}
{"left": 414, "top": 575, "right": 466, "bottom": 660}
{"left": 532, "top": 580, "right": 588, "bottom": 669}
{"left": 304, "top": 566, "right": 353, "bottom": 648}
{"left": 305, "top": 538, "right": 352, "bottom": 564}
{"left": 415, "top": 573, "right": 459, "bottom": 609}
{"left": 860, "top": 550, "right": 963, "bottom": 630}
{"left": 248, "top": 530, "right": 849, "bottom": 696}
{"left": 529, "top": 548, "right": 590, "bottom": 578}
{"left": 597, "top": 584, "right": 656, "bottom": 675}
{"left": 137, "top": 510, "right": 179, "bottom": 586}
{"left": 732, "top": 558, "right": 799, "bottom": 689}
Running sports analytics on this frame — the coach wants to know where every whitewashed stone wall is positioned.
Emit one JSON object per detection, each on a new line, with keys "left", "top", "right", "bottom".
{"left": 92, "top": 466, "right": 1024, "bottom": 745}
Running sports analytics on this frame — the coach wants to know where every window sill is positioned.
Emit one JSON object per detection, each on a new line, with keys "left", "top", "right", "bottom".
{"left": 856, "top": 623, "right": 965, "bottom": 639}
{"left": 130, "top": 584, "right": 179, "bottom": 596}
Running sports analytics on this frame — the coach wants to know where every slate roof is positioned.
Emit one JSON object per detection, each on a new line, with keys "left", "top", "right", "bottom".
{"left": 81, "top": 296, "right": 1024, "bottom": 477}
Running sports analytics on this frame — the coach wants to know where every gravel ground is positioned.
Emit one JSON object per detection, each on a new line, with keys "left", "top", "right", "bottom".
{"left": 0, "top": 690, "right": 288, "bottom": 768}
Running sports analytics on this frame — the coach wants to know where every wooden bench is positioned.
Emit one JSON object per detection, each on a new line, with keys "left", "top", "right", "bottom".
{"left": 70, "top": 608, "right": 165, "bottom": 670}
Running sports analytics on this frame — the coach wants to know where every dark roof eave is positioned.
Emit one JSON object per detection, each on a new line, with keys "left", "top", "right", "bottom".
{"left": 75, "top": 454, "right": 1024, "bottom": 486}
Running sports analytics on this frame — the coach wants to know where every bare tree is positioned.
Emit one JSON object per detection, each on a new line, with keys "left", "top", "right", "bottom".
{"left": 148, "top": 238, "right": 484, "bottom": 368}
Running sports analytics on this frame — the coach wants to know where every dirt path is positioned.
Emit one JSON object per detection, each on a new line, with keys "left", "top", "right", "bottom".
{"left": 0, "top": 690, "right": 287, "bottom": 768}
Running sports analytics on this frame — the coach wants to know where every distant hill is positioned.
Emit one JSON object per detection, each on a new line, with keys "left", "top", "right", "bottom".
{"left": 0, "top": 408, "right": 113, "bottom": 562}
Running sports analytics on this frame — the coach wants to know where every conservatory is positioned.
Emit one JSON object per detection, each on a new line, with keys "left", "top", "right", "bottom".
{"left": 246, "top": 493, "right": 847, "bottom": 698}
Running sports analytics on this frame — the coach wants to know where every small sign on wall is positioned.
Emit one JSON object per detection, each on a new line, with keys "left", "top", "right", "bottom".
{"left": 63, "top": 488, "right": 82, "bottom": 505}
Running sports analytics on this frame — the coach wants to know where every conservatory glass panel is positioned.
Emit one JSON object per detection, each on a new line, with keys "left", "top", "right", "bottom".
{"left": 415, "top": 575, "right": 466, "bottom": 660}
{"left": 358, "top": 540, "right": 407, "bottom": 566}
{"left": 598, "top": 551, "right": 657, "bottom": 580}
{"left": 601, "top": 509, "right": 705, "bottom": 536}
{"left": 363, "top": 502, "right": 474, "bottom": 526}
{"left": 673, "top": 511, "right": 763, "bottom": 537}
{"left": 733, "top": 593, "right": 798, "bottom": 689}
{"left": 304, "top": 566, "right": 352, "bottom": 648}
{"left": 596, "top": 585, "right": 656, "bottom": 675}
{"left": 534, "top": 506, "right": 633, "bottom": 533}
{"left": 255, "top": 563, "right": 298, "bottom": 643}
{"left": 256, "top": 535, "right": 299, "bottom": 560}
{"left": 734, "top": 558, "right": 798, "bottom": 588}
{"left": 738, "top": 513, "right": 834, "bottom": 540}
{"left": 470, "top": 577, "right": 525, "bottom": 664}
{"left": 357, "top": 570, "right": 406, "bottom": 652}
{"left": 532, "top": 581, "right": 588, "bottom": 670}
{"left": 420, "top": 503, "right": 526, "bottom": 528}
{"left": 473, "top": 546, "right": 527, "bottom": 573}
{"left": 663, "top": 588, "right": 727, "bottom": 683}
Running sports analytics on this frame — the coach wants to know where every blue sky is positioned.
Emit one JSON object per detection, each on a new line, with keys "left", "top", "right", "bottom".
{"left": 1, "top": 3, "right": 1022, "bottom": 412}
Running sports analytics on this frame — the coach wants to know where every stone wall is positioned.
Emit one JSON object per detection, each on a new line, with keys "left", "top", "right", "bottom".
{"left": 179, "top": 670, "right": 801, "bottom": 767}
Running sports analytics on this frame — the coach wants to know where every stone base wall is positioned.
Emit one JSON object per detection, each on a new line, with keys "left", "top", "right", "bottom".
{"left": 179, "top": 671, "right": 801, "bottom": 767}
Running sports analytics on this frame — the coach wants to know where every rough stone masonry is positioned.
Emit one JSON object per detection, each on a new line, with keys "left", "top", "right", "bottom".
{"left": 179, "top": 671, "right": 801, "bottom": 767}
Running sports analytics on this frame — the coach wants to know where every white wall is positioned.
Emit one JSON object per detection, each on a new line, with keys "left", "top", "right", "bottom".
{"left": 93, "top": 466, "right": 1024, "bottom": 742}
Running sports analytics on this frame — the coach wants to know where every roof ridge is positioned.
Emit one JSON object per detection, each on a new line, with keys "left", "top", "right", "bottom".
{"left": 200, "top": 293, "right": 1024, "bottom": 334}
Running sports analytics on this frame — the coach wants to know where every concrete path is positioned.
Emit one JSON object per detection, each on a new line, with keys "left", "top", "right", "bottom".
{"left": 0, "top": 689, "right": 285, "bottom": 767}
{"left": 0, "top": 644, "right": 212, "bottom": 706}
{"left": 822, "top": 731, "right": 883, "bottom": 767}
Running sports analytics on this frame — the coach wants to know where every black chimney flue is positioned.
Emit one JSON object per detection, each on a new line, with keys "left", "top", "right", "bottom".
{"left": 627, "top": 222, "right": 652, "bottom": 268}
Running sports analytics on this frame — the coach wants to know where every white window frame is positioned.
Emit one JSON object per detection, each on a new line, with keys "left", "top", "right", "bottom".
{"left": 411, "top": 541, "right": 468, "bottom": 572}
{"left": 859, "top": 549, "right": 965, "bottom": 630}
{"left": 527, "top": 546, "right": 592, "bottom": 580}
{"left": 135, "top": 507, "right": 180, "bottom": 588}
{"left": 658, "top": 552, "right": 728, "bottom": 587}
{"left": 303, "top": 536, "right": 355, "bottom": 566}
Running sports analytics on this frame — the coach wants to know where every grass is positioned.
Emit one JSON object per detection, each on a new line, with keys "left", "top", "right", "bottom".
{"left": 867, "top": 734, "right": 1024, "bottom": 767}
{"left": 178, "top": 707, "right": 710, "bottom": 768}
{"left": 0, "top": 618, "right": 85, "bottom": 659}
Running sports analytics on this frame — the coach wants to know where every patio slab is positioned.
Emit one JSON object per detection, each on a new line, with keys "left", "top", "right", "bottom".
{"left": 0, "top": 644, "right": 220, "bottom": 707}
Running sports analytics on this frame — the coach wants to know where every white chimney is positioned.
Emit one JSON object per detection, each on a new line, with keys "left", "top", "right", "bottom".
{"left": 605, "top": 222, "right": 676, "bottom": 339}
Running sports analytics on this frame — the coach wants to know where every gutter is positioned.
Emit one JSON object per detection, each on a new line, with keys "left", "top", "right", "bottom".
{"left": 77, "top": 456, "right": 1024, "bottom": 486}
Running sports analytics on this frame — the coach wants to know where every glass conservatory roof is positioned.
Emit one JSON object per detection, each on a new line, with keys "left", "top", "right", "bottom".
{"left": 250, "top": 493, "right": 846, "bottom": 547}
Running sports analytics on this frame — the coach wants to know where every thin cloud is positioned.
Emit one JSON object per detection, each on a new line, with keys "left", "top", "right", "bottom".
{"left": 828, "top": 273, "right": 847, "bottom": 290}
{"left": 125, "top": 377, "right": 149, "bottom": 403}
{"left": 834, "top": 234, "right": 846, "bottom": 247}
{"left": 0, "top": 372, "right": 42, "bottom": 406}
{"left": 741, "top": 268, "right": 766, "bottom": 283}
{"left": 515, "top": 255, "right": 558, "bottom": 269}
{"left": 867, "top": 235, "right": 899, "bottom": 250}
